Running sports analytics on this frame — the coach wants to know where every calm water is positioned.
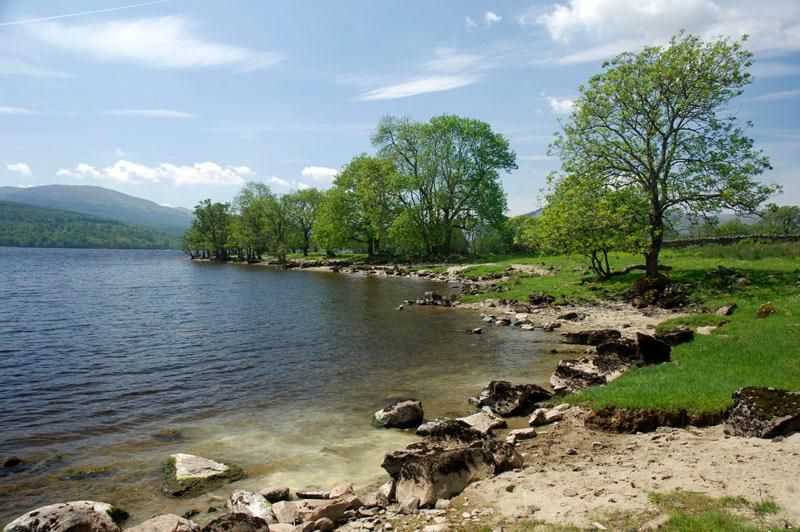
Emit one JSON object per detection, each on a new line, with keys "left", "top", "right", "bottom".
{"left": 0, "top": 248, "right": 564, "bottom": 525}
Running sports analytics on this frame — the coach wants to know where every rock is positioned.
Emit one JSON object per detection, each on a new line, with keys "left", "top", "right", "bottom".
{"left": 636, "top": 333, "right": 671, "bottom": 365}
{"left": 723, "top": 387, "right": 800, "bottom": 438}
{"left": 200, "top": 513, "right": 270, "bottom": 532}
{"left": 163, "top": 454, "right": 244, "bottom": 497}
{"left": 434, "top": 499, "right": 450, "bottom": 510}
{"left": 638, "top": 513, "right": 671, "bottom": 530}
{"left": 227, "top": 491, "right": 277, "bottom": 523}
{"left": 528, "top": 293, "right": 555, "bottom": 306}
{"left": 494, "top": 317, "right": 512, "bottom": 326}
{"left": 561, "top": 329, "right": 621, "bottom": 346}
{"left": 655, "top": 326, "right": 694, "bottom": 346}
{"left": 585, "top": 406, "right": 725, "bottom": 433}
{"left": 314, "top": 517, "right": 334, "bottom": 531}
{"left": 528, "top": 408, "right": 548, "bottom": 426}
{"left": 267, "top": 525, "right": 295, "bottom": 532}
{"left": 260, "top": 487, "right": 290, "bottom": 503}
{"left": 457, "top": 411, "right": 507, "bottom": 436}
{"left": 294, "top": 491, "right": 328, "bottom": 500}
{"left": 476, "top": 380, "right": 552, "bottom": 417}
{"left": 415, "top": 418, "right": 484, "bottom": 443}
{"left": 756, "top": 302, "right": 777, "bottom": 318}
{"left": 3, "top": 457, "right": 23, "bottom": 469}
{"left": 557, "top": 311, "right": 585, "bottom": 321}
{"left": 4, "top": 501, "right": 128, "bottom": 532}
{"left": 328, "top": 483, "right": 354, "bottom": 499}
{"left": 361, "top": 491, "right": 388, "bottom": 509}
{"left": 399, "top": 497, "right": 420, "bottom": 514}
{"left": 471, "top": 328, "right": 482, "bottom": 334}
{"left": 596, "top": 338, "right": 639, "bottom": 364}
{"left": 271, "top": 501, "right": 299, "bottom": 524}
{"left": 549, "top": 358, "right": 609, "bottom": 394}
{"left": 716, "top": 303, "right": 737, "bottom": 316}
{"left": 507, "top": 428, "right": 536, "bottom": 440}
{"left": 374, "top": 400, "right": 424, "bottom": 429}
{"left": 297, "top": 495, "right": 362, "bottom": 523}
{"left": 542, "top": 321, "right": 561, "bottom": 331}
{"left": 378, "top": 481, "right": 395, "bottom": 502}
{"left": 565, "top": 448, "right": 577, "bottom": 456}
{"left": 544, "top": 410, "right": 563, "bottom": 423}
{"left": 381, "top": 440, "right": 521, "bottom": 506}
{"left": 125, "top": 514, "right": 199, "bottom": 532}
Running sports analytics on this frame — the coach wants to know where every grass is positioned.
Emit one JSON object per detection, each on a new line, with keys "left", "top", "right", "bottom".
{"left": 508, "top": 492, "right": 785, "bottom": 531}
{"left": 450, "top": 244, "right": 800, "bottom": 415}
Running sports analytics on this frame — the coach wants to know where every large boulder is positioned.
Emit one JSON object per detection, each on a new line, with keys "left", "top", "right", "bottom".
{"left": 200, "top": 513, "right": 270, "bottom": 532}
{"left": 723, "top": 387, "right": 800, "bottom": 438}
{"left": 125, "top": 514, "right": 199, "bottom": 532}
{"left": 636, "top": 333, "right": 671, "bottom": 365}
{"left": 227, "top": 491, "right": 276, "bottom": 524}
{"left": 3, "top": 501, "right": 128, "bottom": 532}
{"left": 381, "top": 440, "right": 521, "bottom": 507}
{"left": 415, "top": 418, "right": 484, "bottom": 443}
{"left": 456, "top": 410, "right": 506, "bottom": 436}
{"left": 373, "top": 400, "right": 424, "bottom": 429}
{"left": 561, "top": 329, "right": 621, "bottom": 346}
{"left": 163, "top": 454, "right": 244, "bottom": 497}
{"left": 269, "top": 495, "right": 361, "bottom": 525}
{"left": 476, "top": 381, "right": 552, "bottom": 416}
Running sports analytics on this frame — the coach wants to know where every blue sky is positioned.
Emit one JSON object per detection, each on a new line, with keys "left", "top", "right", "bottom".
{"left": 1, "top": 0, "right": 799, "bottom": 214}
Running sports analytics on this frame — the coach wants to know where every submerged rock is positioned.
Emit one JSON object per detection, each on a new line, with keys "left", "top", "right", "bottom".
{"left": 373, "top": 400, "right": 424, "bottom": 429}
{"left": 381, "top": 440, "right": 522, "bottom": 507}
{"left": 227, "top": 490, "right": 277, "bottom": 523}
{"left": 3, "top": 501, "right": 128, "bottom": 532}
{"left": 125, "top": 514, "right": 199, "bottom": 532}
{"left": 724, "top": 387, "right": 800, "bottom": 438}
{"left": 200, "top": 513, "right": 270, "bottom": 532}
{"left": 476, "top": 380, "right": 552, "bottom": 417}
{"left": 163, "top": 453, "right": 244, "bottom": 497}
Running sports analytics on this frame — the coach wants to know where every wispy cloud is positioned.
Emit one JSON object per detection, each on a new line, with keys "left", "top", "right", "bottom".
{"left": 104, "top": 108, "right": 194, "bottom": 118}
{"left": 465, "top": 16, "right": 478, "bottom": 31}
{"left": 0, "top": 0, "right": 173, "bottom": 27}
{"left": 484, "top": 11, "right": 502, "bottom": 26}
{"left": 6, "top": 162, "right": 32, "bottom": 176}
{"left": 26, "top": 15, "right": 284, "bottom": 71}
{"left": 748, "top": 89, "right": 800, "bottom": 102}
{"left": 56, "top": 160, "right": 252, "bottom": 186}
{"left": 115, "top": 147, "right": 126, "bottom": 156}
{"left": 301, "top": 166, "right": 338, "bottom": 182}
{"left": 0, "top": 106, "right": 41, "bottom": 115}
{"left": 357, "top": 74, "right": 481, "bottom": 101}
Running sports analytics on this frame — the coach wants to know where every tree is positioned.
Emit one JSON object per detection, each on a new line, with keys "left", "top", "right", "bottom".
{"left": 285, "top": 188, "right": 323, "bottom": 256}
{"left": 191, "top": 199, "right": 232, "bottom": 260}
{"left": 373, "top": 114, "right": 516, "bottom": 255}
{"left": 530, "top": 174, "right": 648, "bottom": 277}
{"left": 262, "top": 192, "right": 293, "bottom": 264}
{"left": 234, "top": 182, "right": 272, "bottom": 262}
{"left": 550, "top": 32, "right": 777, "bottom": 276}
{"left": 755, "top": 204, "right": 800, "bottom": 234}
{"left": 314, "top": 155, "right": 397, "bottom": 256}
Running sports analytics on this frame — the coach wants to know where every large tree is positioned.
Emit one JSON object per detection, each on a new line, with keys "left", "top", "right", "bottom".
{"left": 373, "top": 114, "right": 516, "bottom": 255}
{"left": 550, "top": 32, "right": 777, "bottom": 276}
{"left": 191, "top": 198, "right": 232, "bottom": 260}
{"left": 233, "top": 182, "right": 272, "bottom": 262}
{"left": 285, "top": 187, "right": 323, "bottom": 256}
{"left": 314, "top": 155, "right": 397, "bottom": 256}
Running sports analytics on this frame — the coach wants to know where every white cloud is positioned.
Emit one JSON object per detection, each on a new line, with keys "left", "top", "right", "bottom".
{"left": 546, "top": 95, "right": 575, "bottom": 114}
{"left": 0, "top": 106, "right": 40, "bottom": 115}
{"left": 301, "top": 166, "right": 339, "bottom": 182}
{"left": 296, "top": 182, "right": 311, "bottom": 190}
{"left": 267, "top": 176, "right": 291, "bottom": 187}
{"left": 751, "top": 61, "right": 800, "bottom": 78}
{"left": 484, "top": 11, "right": 502, "bottom": 25}
{"left": 520, "top": 155, "right": 551, "bottom": 161}
{"left": 56, "top": 160, "right": 251, "bottom": 185}
{"left": 534, "top": 0, "right": 800, "bottom": 63}
{"left": 27, "top": 15, "right": 284, "bottom": 71}
{"left": 357, "top": 74, "right": 481, "bottom": 101}
{"left": 6, "top": 162, "right": 32, "bottom": 176}
{"left": 425, "top": 47, "right": 484, "bottom": 74}
{"left": 465, "top": 16, "right": 478, "bottom": 30}
{"left": 105, "top": 108, "right": 194, "bottom": 118}
{"left": 115, "top": 147, "right": 126, "bottom": 156}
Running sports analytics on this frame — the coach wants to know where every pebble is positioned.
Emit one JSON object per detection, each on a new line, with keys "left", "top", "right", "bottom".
{"left": 566, "top": 448, "right": 578, "bottom": 455}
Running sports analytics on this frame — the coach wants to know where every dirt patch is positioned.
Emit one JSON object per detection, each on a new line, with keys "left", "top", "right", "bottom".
{"left": 584, "top": 406, "right": 726, "bottom": 433}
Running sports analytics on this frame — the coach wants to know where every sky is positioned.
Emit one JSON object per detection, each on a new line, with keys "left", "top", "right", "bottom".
{"left": 1, "top": 0, "right": 799, "bottom": 214}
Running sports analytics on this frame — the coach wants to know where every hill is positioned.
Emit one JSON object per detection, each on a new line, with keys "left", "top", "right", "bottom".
{"left": 0, "top": 185, "right": 194, "bottom": 235}
{"left": 0, "top": 201, "right": 180, "bottom": 249}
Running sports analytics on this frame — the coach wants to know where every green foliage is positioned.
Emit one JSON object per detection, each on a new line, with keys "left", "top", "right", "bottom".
{"left": 754, "top": 203, "right": 800, "bottom": 234}
{"left": 188, "top": 199, "right": 232, "bottom": 259}
{"left": 550, "top": 32, "right": 777, "bottom": 275}
{"left": 286, "top": 187, "right": 323, "bottom": 255}
{"left": 0, "top": 201, "right": 177, "bottom": 249}
{"left": 374, "top": 114, "right": 516, "bottom": 255}
{"left": 529, "top": 174, "right": 648, "bottom": 277}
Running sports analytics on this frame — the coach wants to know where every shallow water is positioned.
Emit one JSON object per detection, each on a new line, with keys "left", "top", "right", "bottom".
{"left": 0, "top": 248, "right": 564, "bottom": 525}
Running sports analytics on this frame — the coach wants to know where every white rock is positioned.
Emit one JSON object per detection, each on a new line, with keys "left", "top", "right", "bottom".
{"left": 227, "top": 490, "right": 276, "bottom": 523}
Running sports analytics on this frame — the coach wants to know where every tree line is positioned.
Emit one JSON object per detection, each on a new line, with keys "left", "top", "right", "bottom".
{"left": 185, "top": 32, "right": 795, "bottom": 279}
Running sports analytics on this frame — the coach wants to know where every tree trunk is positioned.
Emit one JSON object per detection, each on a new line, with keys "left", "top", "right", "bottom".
{"left": 645, "top": 211, "right": 664, "bottom": 277}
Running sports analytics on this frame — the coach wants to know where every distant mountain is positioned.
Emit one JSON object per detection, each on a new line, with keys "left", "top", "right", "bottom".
{"left": 0, "top": 185, "right": 194, "bottom": 235}
{"left": 0, "top": 201, "right": 179, "bottom": 249}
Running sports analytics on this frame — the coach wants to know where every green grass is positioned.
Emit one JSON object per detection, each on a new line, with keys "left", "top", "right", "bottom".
{"left": 449, "top": 244, "right": 800, "bottom": 414}
{"left": 285, "top": 252, "right": 368, "bottom": 261}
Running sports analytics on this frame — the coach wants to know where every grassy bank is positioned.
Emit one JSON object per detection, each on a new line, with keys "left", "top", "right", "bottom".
{"left": 448, "top": 243, "right": 800, "bottom": 415}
